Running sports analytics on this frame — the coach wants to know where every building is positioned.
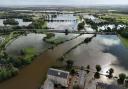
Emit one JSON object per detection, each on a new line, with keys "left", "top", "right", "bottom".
{"left": 96, "top": 82, "right": 126, "bottom": 89}
{"left": 47, "top": 68, "right": 70, "bottom": 87}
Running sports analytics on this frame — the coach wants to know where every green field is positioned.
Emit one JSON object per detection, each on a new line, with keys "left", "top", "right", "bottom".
{"left": 99, "top": 13, "right": 128, "bottom": 24}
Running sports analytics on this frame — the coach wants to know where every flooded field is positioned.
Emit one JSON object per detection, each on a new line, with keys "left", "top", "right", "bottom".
{"left": 65, "top": 35, "right": 128, "bottom": 75}
{"left": 5, "top": 33, "right": 78, "bottom": 56}
{"left": 0, "top": 13, "right": 128, "bottom": 89}
{"left": 47, "top": 14, "right": 78, "bottom": 30}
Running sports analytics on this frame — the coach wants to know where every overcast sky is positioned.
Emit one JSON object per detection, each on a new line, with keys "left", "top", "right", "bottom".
{"left": 0, "top": 0, "right": 128, "bottom": 6}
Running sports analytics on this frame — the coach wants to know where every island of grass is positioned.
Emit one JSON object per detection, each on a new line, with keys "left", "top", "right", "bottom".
{"left": 43, "top": 33, "right": 68, "bottom": 45}
{"left": 21, "top": 47, "right": 37, "bottom": 64}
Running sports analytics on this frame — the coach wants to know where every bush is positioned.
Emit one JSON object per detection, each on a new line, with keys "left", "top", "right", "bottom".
{"left": 45, "top": 33, "right": 55, "bottom": 39}
{"left": 0, "top": 65, "right": 19, "bottom": 82}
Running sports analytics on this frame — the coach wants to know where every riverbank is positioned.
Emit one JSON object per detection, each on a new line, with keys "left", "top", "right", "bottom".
{"left": 119, "top": 35, "right": 128, "bottom": 48}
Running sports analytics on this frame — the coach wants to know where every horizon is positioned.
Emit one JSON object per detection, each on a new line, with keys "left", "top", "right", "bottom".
{"left": 1, "top": 0, "right": 128, "bottom": 6}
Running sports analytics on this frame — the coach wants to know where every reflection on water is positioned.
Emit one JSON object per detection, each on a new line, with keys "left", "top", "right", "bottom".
{"left": 65, "top": 35, "right": 128, "bottom": 76}
{"left": 6, "top": 33, "right": 51, "bottom": 56}
{"left": 47, "top": 14, "right": 78, "bottom": 30}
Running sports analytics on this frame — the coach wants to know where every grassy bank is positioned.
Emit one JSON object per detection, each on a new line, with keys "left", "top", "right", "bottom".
{"left": 44, "top": 37, "right": 66, "bottom": 45}
{"left": 119, "top": 35, "right": 128, "bottom": 48}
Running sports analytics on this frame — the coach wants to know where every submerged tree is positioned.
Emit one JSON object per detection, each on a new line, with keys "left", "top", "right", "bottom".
{"left": 95, "top": 65, "right": 101, "bottom": 72}
{"left": 107, "top": 68, "right": 114, "bottom": 79}
{"left": 86, "top": 65, "right": 90, "bottom": 74}
{"left": 66, "top": 60, "right": 74, "bottom": 69}
{"left": 94, "top": 72, "right": 100, "bottom": 79}
{"left": 117, "top": 73, "right": 126, "bottom": 85}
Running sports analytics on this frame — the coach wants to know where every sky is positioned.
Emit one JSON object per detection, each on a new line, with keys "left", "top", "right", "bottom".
{"left": 0, "top": 0, "right": 128, "bottom": 6}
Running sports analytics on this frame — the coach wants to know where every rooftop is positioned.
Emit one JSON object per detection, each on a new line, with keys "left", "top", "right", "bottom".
{"left": 48, "top": 68, "right": 69, "bottom": 79}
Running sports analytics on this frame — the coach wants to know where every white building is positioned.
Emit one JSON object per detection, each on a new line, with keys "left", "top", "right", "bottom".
{"left": 47, "top": 68, "right": 70, "bottom": 87}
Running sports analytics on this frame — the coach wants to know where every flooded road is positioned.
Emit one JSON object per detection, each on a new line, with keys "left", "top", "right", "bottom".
{"left": 0, "top": 34, "right": 86, "bottom": 89}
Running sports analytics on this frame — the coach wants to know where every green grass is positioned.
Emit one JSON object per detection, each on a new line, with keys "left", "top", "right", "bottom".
{"left": 119, "top": 35, "right": 128, "bottom": 48}
{"left": 23, "top": 47, "right": 37, "bottom": 61}
{"left": 45, "top": 37, "right": 66, "bottom": 45}
{"left": 100, "top": 13, "right": 128, "bottom": 24}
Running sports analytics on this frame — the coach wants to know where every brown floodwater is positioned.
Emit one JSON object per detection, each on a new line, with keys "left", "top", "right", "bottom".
{"left": 0, "top": 34, "right": 87, "bottom": 89}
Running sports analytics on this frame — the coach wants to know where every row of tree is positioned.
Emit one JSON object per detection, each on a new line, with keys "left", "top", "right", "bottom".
{"left": 65, "top": 60, "right": 128, "bottom": 86}
{"left": 3, "top": 19, "right": 19, "bottom": 25}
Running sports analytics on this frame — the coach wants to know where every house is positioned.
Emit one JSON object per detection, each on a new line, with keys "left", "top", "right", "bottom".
{"left": 47, "top": 68, "right": 70, "bottom": 87}
{"left": 96, "top": 82, "right": 126, "bottom": 89}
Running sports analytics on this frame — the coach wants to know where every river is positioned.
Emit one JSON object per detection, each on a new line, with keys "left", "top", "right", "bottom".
{"left": 0, "top": 33, "right": 88, "bottom": 89}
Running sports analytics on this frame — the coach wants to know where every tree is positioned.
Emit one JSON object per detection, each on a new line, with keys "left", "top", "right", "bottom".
{"left": 107, "top": 27, "right": 112, "bottom": 32}
{"left": 118, "top": 73, "right": 126, "bottom": 85}
{"left": 3, "top": 19, "right": 19, "bottom": 25}
{"left": 107, "top": 68, "right": 114, "bottom": 79}
{"left": 86, "top": 65, "right": 90, "bottom": 74}
{"left": 70, "top": 69, "right": 76, "bottom": 76}
{"left": 95, "top": 65, "right": 101, "bottom": 72}
{"left": 28, "top": 18, "right": 46, "bottom": 29}
{"left": 77, "top": 21, "right": 85, "bottom": 31}
{"left": 45, "top": 33, "right": 55, "bottom": 39}
{"left": 94, "top": 72, "right": 100, "bottom": 79}
{"left": 66, "top": 60, "right": 74, "bottom": 69}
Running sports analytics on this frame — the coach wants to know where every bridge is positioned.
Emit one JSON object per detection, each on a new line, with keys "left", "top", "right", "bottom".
{"left": 18, "top": 29, "right": 117, "bottom": 35}
{"left": 45, "top": 30, "right": 117, "bottom": 35}
{"left": 0, "top": 28, "right": 117, "bottom": 35}
{"left": 45, "top": 19, "right": 77, "bottom": 22}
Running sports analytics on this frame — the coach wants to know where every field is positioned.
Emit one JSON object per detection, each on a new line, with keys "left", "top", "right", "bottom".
{"left": 99, "top": 13, "right": 128, "bottom": 24}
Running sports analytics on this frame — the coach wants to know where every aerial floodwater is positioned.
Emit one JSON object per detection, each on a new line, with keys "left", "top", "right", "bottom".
{"left": 0, "top": 4, "right": 128, "bottom": 89}
{"left": 0, "top": 33, "right": 128, "bottom": 89}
